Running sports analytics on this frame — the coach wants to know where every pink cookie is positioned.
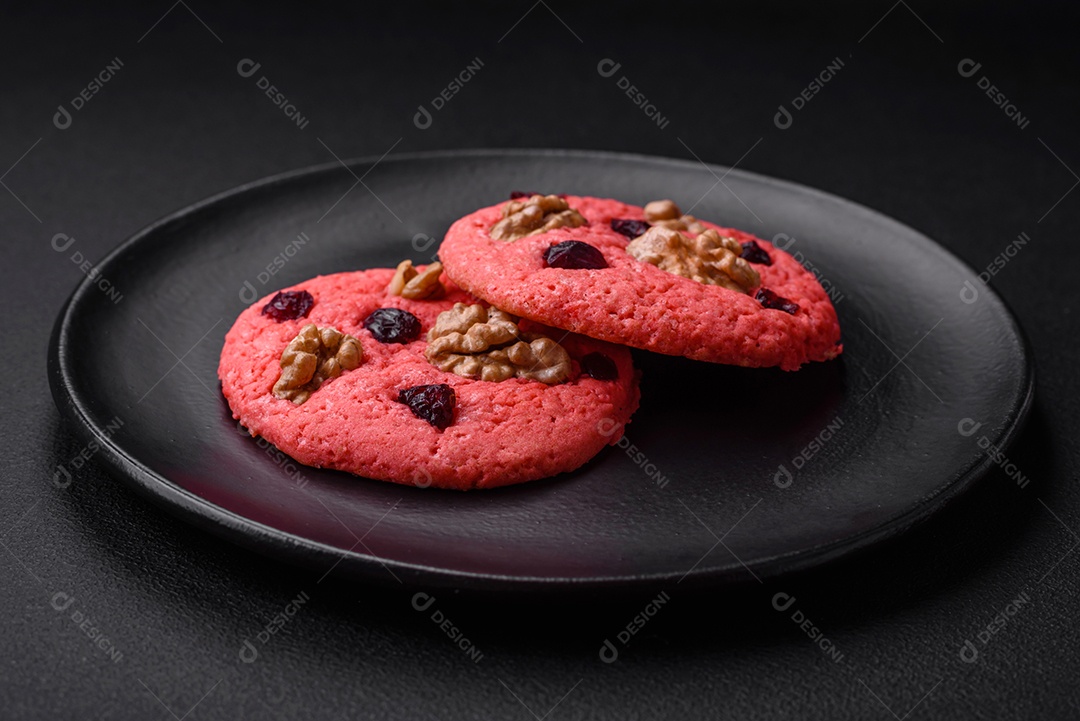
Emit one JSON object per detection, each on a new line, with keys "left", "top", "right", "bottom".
{"left": 218, "top": 267, "right": 640, "bottom": 490}
{"left": 438, "top": 195, "right": 842, "bottom": 370}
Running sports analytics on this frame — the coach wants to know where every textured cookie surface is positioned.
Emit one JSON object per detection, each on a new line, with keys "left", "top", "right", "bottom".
{"left": 439, "top": 196, "right": 842, "bottom": 370}
{"left": 218, "top": 268, "right": 640, "bottom": 490}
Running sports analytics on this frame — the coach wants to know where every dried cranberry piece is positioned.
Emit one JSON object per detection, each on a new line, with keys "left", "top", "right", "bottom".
{"left": 610, "top": 219, "right": 651, "bottom": 239}
{"left": 261, "top": 290, "right": 314, "bottom": 321}
{"left": 544, "top": 241, "right": 608, "bottom": 270}
{"left": 362, "top": 308, "right": 422, "bottom": 343}
{"left": 740, "top": 240, "right": 772, "bottom": 265}
{"left": 755, "top": 288, "right": 800, "bottom": 314}
{"left": 398, "top": 384, "right": 456, "bottom": 430}
{"left": 581, "top": 353, "right": 618, "bottom": 380}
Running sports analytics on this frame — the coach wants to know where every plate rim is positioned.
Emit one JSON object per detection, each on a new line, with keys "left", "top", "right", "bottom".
{"left": 47, "top": 147, "right": 1036, "bottom": 592}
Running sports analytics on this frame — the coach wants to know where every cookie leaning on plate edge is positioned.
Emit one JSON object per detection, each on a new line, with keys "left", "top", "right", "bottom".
{"left": 438, "top": 194, "right": 842, "bottom": 371}
{"left": 218, "top": 265, "right": 641, "bottom": 491}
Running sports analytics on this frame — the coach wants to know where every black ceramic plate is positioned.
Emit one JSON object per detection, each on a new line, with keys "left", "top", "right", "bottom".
{"left": 49, "top": 149, "right": 1033, "bottom": 593}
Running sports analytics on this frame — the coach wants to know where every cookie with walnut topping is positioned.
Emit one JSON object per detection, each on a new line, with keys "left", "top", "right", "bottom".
{"left": 218, "top": 265, "right": 640, "bottom": 490}
{"left": 438, "top": 195, "right": 842, "bottom": 370}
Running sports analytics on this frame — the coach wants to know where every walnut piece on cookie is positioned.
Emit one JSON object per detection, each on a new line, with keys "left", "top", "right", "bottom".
{"left": 644, "top": 199, "right": 707, "bottom": 234}
{"left": 627, "top": 226, "right": 761, "bottom": 293}
{"left": 273, "top": 323, "right": 362, "bottom": 404}
{"left": 490, "top": 194, "right": 587, "bottom": 241}
{"left": 387, "top": 260, "right": 445, "bottom": 299}
{"left": 425, "top": 303, "right": 571, "bottom": 384}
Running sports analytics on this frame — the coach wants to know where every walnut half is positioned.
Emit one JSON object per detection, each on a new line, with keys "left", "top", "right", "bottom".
{"left": 425, "top": 303, "right": 571, "bottom": 385}
{"left": 626, "top": 227, "right": 761, "bottom": 293}
{"left": 644, "top": 199, "right": 706, "bottom": 235}
{"left": 387, "top": 260, "right": 445, "bottom": 300}
{"left": 273, "top": 324, "right": 363, "bottom": 404}
{"left": 490, "top": 194, "right": 587, "bottom": 241}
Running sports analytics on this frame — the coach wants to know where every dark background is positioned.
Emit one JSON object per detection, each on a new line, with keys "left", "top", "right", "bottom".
{"left": 4, "top": 2, "right": 1078, "bottom": 718}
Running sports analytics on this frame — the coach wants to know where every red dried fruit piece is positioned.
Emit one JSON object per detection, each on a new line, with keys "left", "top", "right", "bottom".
{"left": 740, "top": 240, "right": 772, "bottom": 265}
{"left": 398, "top": 383, "right": 456, "bottom": 430}
{"left": 362, "top": 308, "right": 422, "bottom": 343}
{"left": 755, "top": 288, "right": 799, "bottom": 314}
{"left": 261, "top": 290, "right": 315, "bottom": 321}
{"left": 610, "top": 219, "right": 651, "bottom": 239}
{"left": 581, "top": 352, "right": 618, "bottom": 380}
{"left": 544, "top": 241, "right": 608, "bottom": 270}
